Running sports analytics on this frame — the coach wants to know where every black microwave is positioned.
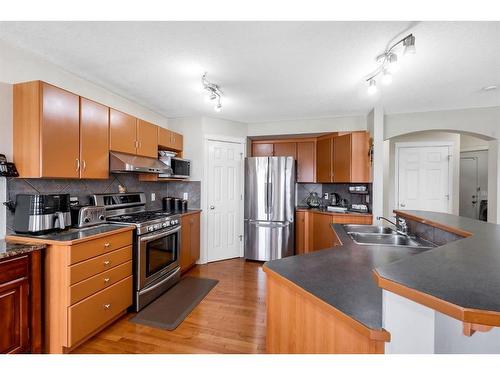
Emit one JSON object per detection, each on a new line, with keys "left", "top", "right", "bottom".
{"left": 170, "top": 157, "right": 191, "bottom": 178}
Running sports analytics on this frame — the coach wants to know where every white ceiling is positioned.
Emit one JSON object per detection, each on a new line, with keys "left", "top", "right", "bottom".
{"left": 0, "top": 21, "right": 498, "bottom": 123}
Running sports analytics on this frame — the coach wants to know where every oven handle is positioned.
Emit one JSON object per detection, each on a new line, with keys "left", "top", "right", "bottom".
{"left": 139, "top": 226, "right": 181, "bottom": 242}
{"left": 139, "top": 268, "right": 180, "bottom": 295}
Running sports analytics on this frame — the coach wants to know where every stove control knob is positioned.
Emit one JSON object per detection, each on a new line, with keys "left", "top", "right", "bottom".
{"left": 165, "top": 220, "right": 171, "bottom": 226}
{"left": 147, "top": 226, "right": 154, "bottom": 232}
{"left": 173, "top": 219, "right": 178, "bottom": 225}
{"left": 83, "top": 217, "right": 90, "bottom": 223}
{"left": 99, "top": 215, "right": 105, "bottom": 221}
{"left": 162, "top": 222, "right": 167, "bottom": 228}
{"left": 154, "top": 224, "right": 160, "bottom": 230}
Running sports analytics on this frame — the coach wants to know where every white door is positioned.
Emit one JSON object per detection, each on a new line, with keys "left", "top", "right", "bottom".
{"left": 207, "top": 140, "right": 244, "bottom": 262}
{"left": 397, "top": 146, "right": 451, "bottom": 213}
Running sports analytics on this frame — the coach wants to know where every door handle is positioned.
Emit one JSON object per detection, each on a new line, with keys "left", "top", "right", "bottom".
{"left": 400, "top": 203, "right": 406, "bottom": 207}
{"left": 209, "top": 205, "right": 215, "bottom": 210}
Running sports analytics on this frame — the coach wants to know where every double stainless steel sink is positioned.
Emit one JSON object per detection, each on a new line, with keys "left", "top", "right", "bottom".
{"left": 343, "top": 225, "right": 435, "bottom": 249}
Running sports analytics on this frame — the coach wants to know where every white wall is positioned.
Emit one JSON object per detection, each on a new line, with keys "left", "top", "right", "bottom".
{"left": 385, "top": 106, "right": 500, "bottom": 141}
{"left": 385, "top": 131, "right": 461, "bottom": 216}
{"left": 0, "top": 39, "right": 169, "bottom": 128}
{"left": 247, "top": 115, "right": 366, "bottom": 136}
{"left": 461, "top": 134, "right": 489, "bottom": 151}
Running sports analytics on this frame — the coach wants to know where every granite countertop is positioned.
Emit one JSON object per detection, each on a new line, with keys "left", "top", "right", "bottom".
{"left": 0, "top": 239, "right": 46, "bottom": 260}
{"left": 264, "top": 224, "right": 431, "bottom": 330}
{"left": 7, "top": 224, "right": 134, "bottom": 245}
{"left": 376, "top": 210, "right": 500, "bottom": 315}
{"left": 296, "top": 206, "right": 372, "bottom": 216}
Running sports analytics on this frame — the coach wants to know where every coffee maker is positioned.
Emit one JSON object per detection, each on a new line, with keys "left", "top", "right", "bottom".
{"left": 14, "top": 194, "right": 71, "bottom": 235}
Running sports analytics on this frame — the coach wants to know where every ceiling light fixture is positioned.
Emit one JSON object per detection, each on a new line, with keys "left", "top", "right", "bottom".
{"left": 482, "top": 85, "right": 498, "bottom": 91}
{"left": 202, "top": 72, "right": 223, "bottom": 112}
{"left": 365, "top": 33, "right": 416, "bottom": 95}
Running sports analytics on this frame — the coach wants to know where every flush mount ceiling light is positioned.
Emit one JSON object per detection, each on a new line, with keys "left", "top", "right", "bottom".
{"left": 365, "top": 33, "right": 416, "bottom": 95}
{"left": 202, "top": 72, "right": 223, "bottom": 112}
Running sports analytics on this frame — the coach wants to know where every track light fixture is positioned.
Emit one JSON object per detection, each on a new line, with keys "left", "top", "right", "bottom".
{"left": 202, "top": 72, "right": 223, "bottom": 112}
{"left": 365, "top": 33, "right": 416, "bottom": 95}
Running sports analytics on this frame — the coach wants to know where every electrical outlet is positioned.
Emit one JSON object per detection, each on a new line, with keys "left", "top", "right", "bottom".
{"left": 183, "top": 192, "right": 188, "bottom": 200}
{"left": 151, "top": 193, "right": 156, "bottom": 201}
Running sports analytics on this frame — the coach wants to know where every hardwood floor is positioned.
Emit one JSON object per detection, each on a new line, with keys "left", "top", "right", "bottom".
{"left": 72, "top": 258, "right": 267, "bottom": 354}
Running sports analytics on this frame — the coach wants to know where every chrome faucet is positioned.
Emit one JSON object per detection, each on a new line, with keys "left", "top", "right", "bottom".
{"left": 376, "top": 216, "right": 408, "bottom": 236}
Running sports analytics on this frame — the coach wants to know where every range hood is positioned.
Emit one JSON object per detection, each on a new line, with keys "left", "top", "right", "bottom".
{"left": 110, "top": 151, "right": 172, "bottom": 174}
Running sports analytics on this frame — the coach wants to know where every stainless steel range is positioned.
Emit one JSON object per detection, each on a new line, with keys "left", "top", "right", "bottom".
{"left": 91, "top": 192, "right": 181, "bottom": 311}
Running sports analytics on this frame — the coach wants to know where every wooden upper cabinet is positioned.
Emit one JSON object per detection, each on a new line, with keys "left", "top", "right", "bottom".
{"left": 274, "top": 142, "right": 297, "bottom": 158}
{"left": 13, "top": 81, "right": 80, "bottom": 178}
{"left": 252, "top": 143, "right": 274, "bottom": 157}
{"left": 109, "top": 109, "right": 137, "bottom": 155}
{"left": 316, "top": 135, "right": 334, "bottom": 183}
{"left": 333, "top": 132, "right": 371, "bottom": 183}
{"left": 158, "top": 127, "right": 183, "bottom": 151}
{"left": 296, "top": 141, "right": 316, "bottom": 182}
{"left": 136, "top": 119, "right": 158, "bottom": 158}
{"left": 80, "top": 98, "right": 109, "bottom": 179}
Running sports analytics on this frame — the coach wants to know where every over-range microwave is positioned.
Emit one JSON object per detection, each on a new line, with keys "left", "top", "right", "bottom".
{"left": 159, "top": 157, "right": 191, "bottom": 179}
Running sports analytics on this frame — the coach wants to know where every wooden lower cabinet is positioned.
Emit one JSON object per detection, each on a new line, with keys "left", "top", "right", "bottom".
{"left": 295, "top": 210, "right": 372, "bottom": 253}
{"left": 180, "top": 212, "right": 201, "bottom": 273}
{"left": 7, "top": 228, "right": 134, "bottom": 353}
{"left": 0, "top": 250, "right": 42, "bottom": 354}
{"left": 264, "top": 268, "right": 388, "bottom": 353}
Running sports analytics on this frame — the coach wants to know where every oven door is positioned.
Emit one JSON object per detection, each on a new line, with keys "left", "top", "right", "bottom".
{"left": 138, "top": 226, "right": 180, "bottom": 289}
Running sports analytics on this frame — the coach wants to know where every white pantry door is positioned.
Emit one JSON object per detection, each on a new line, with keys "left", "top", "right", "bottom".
{"left": 397, "top": 146, "right": 451, "bottom": 213}
{"left": 206, "top": 140, "right": 244, "bottom": 262}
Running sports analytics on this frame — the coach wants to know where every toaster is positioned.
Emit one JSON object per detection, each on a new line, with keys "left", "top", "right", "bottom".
{"left": 70, "top": 205, "right": 107, "bottom": 228}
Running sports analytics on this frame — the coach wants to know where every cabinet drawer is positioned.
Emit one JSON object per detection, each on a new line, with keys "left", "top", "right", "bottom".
{"left": 0, "top": 255, "right": 29, "bottom": 286}
{"left": 70, "top": 261, "right": 132, "bottom": 305}
{"left": 70, "top": 231, "right": 132, "bottom": 264}
{"left": 70, "top": 246, "right": 132, "bottom": 285}
{"left": 68, "top": 276, "right": 132, "bottom": 347}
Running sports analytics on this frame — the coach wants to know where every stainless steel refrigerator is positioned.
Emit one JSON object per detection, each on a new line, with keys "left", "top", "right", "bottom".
{"left": 244, "top": 156, "right": 295, "bottom": 261}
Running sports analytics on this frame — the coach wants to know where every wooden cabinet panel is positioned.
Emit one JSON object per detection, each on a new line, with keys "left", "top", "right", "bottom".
{"left": 41, "top": 83, "right": 80, "bottom": 178}
{"left": 68, "top": 276, "right": 132, "bottom": 347}
{"left": 137, "top": 119, "right": 158, "bottom": 158}
{"left": 189, "top": 213, "right": 201, "bottom": 265}
{"left": 80, "top": 98, "right": 109, "bottom": 179}
{"left": 180, "top": 213, "right": 201, "bottom": 273}
{"left": 171, "top": 131, "right": 183, "bottom": 151}
{"left": 70, "top": 260, "right": 132, "bottom": 305}
{"left": 312, "top": 213, "right": 335, "bottom": 251}
{"left": 0, "top": 280, "right": 29, "bottom": 354}
{"left": 316, "top": 136, "right": 333, "bottom": 183}
{"left": 297, "top": 141, "right": 316, "bottom": 182}
{"left": 295, "top": 211, "right": 306, "bottom": 255}
{"left": 70, "top": 246, "right": 132, "bottom": 284}
{"left": 351, "top": 132, "right": 371, "bottom": 183}
{"left": 70, "top": 231, "right": 132, "bottom": 264}
{"left": 274, "top": 142, "right": 297, "bottom": 158}
{"left": 333, "top": 133, "right": 352, "bottom": 182}
{"left": 110, "top": 109, "right": 137, "bottom": 155}
{"left": 158, "top": 127, "right": 173, "bottom": 148}
{"left": 252, "top": 143, "right": 274, "bottom": 156}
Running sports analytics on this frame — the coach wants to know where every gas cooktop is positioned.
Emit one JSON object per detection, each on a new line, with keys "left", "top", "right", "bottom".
{"left": 108, "top": 210, "right": 175, "bottom": 224}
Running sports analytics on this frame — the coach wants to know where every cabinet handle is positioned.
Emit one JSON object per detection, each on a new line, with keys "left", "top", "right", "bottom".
{"left": 104, "top": 242, "right": 110, "bottom": 247}
{"left": 104, "top": 278, "right": 110, "bottom": 283}
{"left": 82, "top": 160, "right": 87, "bottom": 171}
{"left": 103, "top": 260, "right": 110, "bottom": 266}
{"left": 104, "top": 304, "right": 111, "bottom": 309}
{"left": 76, "top": 158, "right": 80, "bottom": 171}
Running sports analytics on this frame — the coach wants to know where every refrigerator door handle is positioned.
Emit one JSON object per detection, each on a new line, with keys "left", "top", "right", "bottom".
{"left": 264, "top": 182, "right": 269, "bottom": 214}
{"left": 267, "top": 182, "right": 273, "bottom": 215}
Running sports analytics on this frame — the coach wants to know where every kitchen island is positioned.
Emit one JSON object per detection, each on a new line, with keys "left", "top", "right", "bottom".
{"left": 263, "top": 210, "right": 500, "bottom": 354}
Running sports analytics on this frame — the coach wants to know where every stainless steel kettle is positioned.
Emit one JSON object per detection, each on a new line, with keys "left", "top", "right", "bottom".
{"left": 330, "top": 193, "right": 341, "bottom": 206}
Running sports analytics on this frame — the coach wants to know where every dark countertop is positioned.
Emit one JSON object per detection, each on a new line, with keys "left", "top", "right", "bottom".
{"left": 264, "top": 224, "right": 430, "bottom": 330}
{"left": 376, "top": 210, "right": 500, "bottom": 315}
{"left": 6, "top": 224, "right": 134, "bottom": 245}
{"left": 0, "top": 239, "right": 46, "bottom": 260}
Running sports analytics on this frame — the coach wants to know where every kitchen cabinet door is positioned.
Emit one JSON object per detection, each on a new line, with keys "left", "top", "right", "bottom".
{"left": 170, "top": 131, "right": 183, "bottom": 151}
{"left": 189, "top": 213, "right": 201, "bottom": 265}
{"left": 158, "top": 127, "right": 173, "bottom": 149}
{"left": 311, "top": 213, "right": 335, "bottom": 251}
{"left": 297, "top": 141, "right": 316, "bottom": 182}
{"left": 295, "top": 211, "right": 306, "bottom": 254}
{"left": 80, "top": 98, "right": 109, "bottom": 179}
{"left": 252, "top": 143, "right": 274, "bottom": 157}
{"left": 0, "top": 280, "right": 29, "bottom": 354}
{"left": 333, "top": 133, "right": 352, "bottom": 182}
{"left": 316, "top": 136, "right": 333, "bottom": 183}
{"left": 274, "top": 142, "right": 297, "bottom": 158}
{"left": 41, "top": 83, "right": 80, "bottom": 178}
{"left": 180, "top": 215, "right": 192, "bottom": 273}
{"left": 110, "top": 109, "right": 137, "bottom": 155}
{"left": 350, "top": 132, "right": 371, "bottom": 183}
{"left": 136, "top": 119, "right": 158, "bottom": 158}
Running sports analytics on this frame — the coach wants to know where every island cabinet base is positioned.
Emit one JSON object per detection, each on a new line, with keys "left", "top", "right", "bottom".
{"left": 265, "top": 268, "right": 388, "bottom": 354}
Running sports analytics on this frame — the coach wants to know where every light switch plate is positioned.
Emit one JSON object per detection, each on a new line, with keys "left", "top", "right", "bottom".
{"left": 151, "top": 193, "right": 156, "bottom": 201}
{"left": 183, "top": 192, "right": 188, "bottom": 200}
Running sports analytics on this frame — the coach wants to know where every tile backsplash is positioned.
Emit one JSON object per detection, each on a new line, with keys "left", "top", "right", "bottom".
{"left": 4, "top": 174, "right": 200, "bottom": 234}
{"left": 296, "top": 182, "right": 372, "bottom": 211}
